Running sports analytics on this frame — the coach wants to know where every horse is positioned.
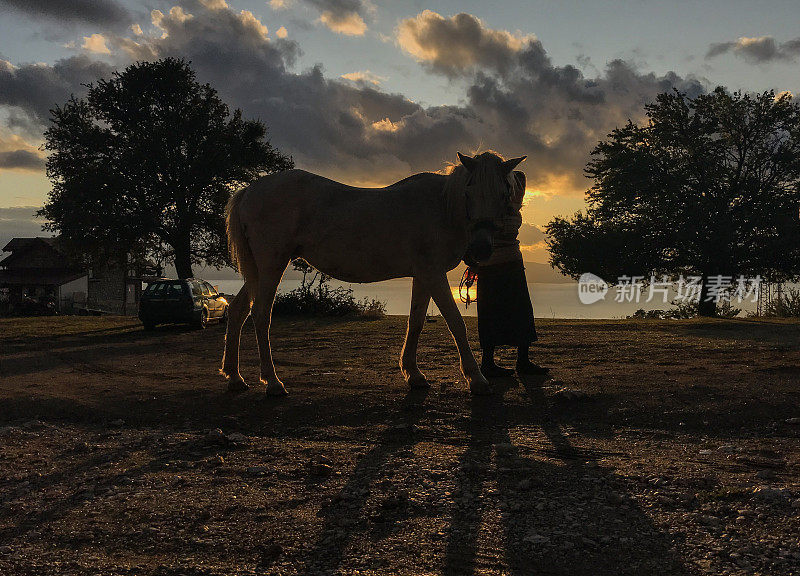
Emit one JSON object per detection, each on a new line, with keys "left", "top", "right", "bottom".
{"left": 220, "top": 150, "right": 527, "bottom": 396}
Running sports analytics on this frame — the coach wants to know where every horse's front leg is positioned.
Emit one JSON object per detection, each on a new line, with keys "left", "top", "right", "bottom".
{"left": 400, "top": 277, "right": 431, "bottom": 389}
{"left": 421, "top": 272, "right": 492, "bottom": 395}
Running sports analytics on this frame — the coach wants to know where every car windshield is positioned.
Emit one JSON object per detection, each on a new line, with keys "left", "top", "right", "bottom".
{"left": 204, "top": 282, "right": 217, "bottom": 297}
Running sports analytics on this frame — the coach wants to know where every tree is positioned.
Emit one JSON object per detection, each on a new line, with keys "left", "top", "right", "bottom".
{"left": 42, "top": 58, "right": 293, "bottom": 279}
{"left": 547, "top": 87, "right": 800, "bottom": 315}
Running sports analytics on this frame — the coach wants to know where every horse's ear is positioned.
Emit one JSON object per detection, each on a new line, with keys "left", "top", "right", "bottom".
{"left": 501, "top": 155, "right": 527, "bottom": 174}
{"left": 457, "top": 152, "right": 478, "bottom": 173}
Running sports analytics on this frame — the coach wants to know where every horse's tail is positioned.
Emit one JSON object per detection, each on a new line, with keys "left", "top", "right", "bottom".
{"left": 226, "top": 187, "right": 258, "bottom": 285}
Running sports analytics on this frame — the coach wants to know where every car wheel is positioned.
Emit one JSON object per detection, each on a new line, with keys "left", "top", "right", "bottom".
{"left": 196, "top": 308, "right": 208, "bottom": 330}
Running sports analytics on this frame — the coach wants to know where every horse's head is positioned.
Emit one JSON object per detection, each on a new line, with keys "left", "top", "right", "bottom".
{"left": 458, "top": 151, "right": 526, "bottom": 267}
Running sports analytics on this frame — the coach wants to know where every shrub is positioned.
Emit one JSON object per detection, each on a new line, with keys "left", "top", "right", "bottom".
{"left": 629, "top": 308, "right": 669, "bottom": 319}
{"left": 628, "top": 298, "right": 740, "bottom": 320}
{"left": 763, "top": 288, "right": 800, "bottom": 317}
{"left": 272, "top": 261, "right": 386, "bottom": 318}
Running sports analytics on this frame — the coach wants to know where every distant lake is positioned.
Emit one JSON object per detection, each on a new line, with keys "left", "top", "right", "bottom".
{"left": 212, "top": 278, "right": 760, "bottom": 319}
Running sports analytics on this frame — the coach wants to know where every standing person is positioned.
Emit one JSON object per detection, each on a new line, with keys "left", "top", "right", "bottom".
{"left": 474, "top": 170, "right": 549, "bottom": 377}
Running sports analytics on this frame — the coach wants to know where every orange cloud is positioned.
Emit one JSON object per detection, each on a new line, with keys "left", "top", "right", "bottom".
{"left": 396, "top": 10, "right": 534, "bottom": 77}
{"left": 0, "top": 131, "right": 45, "bottom": 172}
{"left": 319, "top": 11, "right": 366, "bottom": 36}
{"left": 341, "top": 70, "right": 385, "bottom": 86}
{"left": 82, "top": 33, "right": 111, "bottom": 54}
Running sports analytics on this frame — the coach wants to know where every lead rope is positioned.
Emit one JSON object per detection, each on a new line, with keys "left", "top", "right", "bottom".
{"left": 459, "top": 267, "right": 478, "bottom": 308}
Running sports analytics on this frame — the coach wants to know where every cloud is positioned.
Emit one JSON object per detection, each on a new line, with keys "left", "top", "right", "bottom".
{"left": 0, "top": 149, "right": 44, "bottom": 171}
{"left": 0, "top": 0, "right": 132, "bottom": 29}
{"left": 393, "top": 11, "right": 705, "bottom": 194}
{"left": 0, "top": 3, "right": 706, "bottom": 197}
{"left": 152, "top": 6, "right": 194, "bottom": 31}
{"left": 341, "top": 70, "right": 385, "bottom": 85}
{"left": 318, "top": 11, "right": 365, "bottom": 35}
{"left": 91, "top": 2, "right": 434, "bottom": 182}
{"left": 303, "top": 0, "right": 370, "bottom": 35}
{"left": 0, "top": 55, "right": 113, "bottom": 138}
{"left": 82, "top": 33, "right": 112, "bottom": 54}
{"left": 0, "top": 131, "right": 45, "bottom": 171}
{"left": 276, "top": 26, "right": 288, "bottom": 39}
{"left": 122, "top": 5, "right": 704, "bottom": 190}
{"left": 198, "top": 0, "right": 228, "bottom": 9}
{"left": 391, "top": 11, "right": 704, "bottom": 197}
{"left": 706, "top": 36, "right": 800, "bottom": 63}
{"left": 396, "top": 11, "right": 533, "bottom": 78}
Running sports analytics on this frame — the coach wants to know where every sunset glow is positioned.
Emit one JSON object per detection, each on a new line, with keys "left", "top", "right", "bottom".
{"left": 451, "top": 283, "right": 477, "bottom": 304}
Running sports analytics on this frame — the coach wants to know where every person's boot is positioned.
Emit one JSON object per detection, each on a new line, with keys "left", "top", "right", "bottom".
{"left": 516, "top": 347, "right": 550, "bottom": 375}
{"left": 515, "top": 360, "right": 550, "bottom": 375}
{"left": 481, "top": 347, "right": 515, "bottom": 377}
{"left": 481, "top": 361, "right": 516, "bottom": 377}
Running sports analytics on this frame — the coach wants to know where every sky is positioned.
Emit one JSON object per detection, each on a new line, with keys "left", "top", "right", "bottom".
{"left": 1, "top": 0, "right": 799, "bottom": 261}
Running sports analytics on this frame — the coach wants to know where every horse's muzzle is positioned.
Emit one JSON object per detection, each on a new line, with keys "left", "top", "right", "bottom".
{"left": 463, "top": 226, "right": 494, "bottom": 267}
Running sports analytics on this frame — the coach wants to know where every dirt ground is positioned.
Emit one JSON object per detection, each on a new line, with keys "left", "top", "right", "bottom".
{"left": 1, "top": 314, "right": 799, "bottom": 576}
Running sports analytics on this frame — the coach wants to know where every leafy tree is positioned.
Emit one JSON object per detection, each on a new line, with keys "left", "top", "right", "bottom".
{"left": 42, "top": 57, "right": 293, "bottom": 279}
{"left": 547, "top": 87, "right": 800, "bottom": 315}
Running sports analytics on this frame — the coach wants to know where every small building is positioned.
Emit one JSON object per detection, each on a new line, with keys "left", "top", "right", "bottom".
{"left": 0, "top": 238, "right": 87, "bottom": 314}
{"left": 0, "top": 237, "right": 159, "bottom": 315}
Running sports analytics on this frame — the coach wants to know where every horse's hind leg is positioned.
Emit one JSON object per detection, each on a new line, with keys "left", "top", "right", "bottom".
{"left": 400, "top": 278, "right": 431, "bottom": 388}
{"left": 221, "top": 282, "right": 254, "bottom": 392}
{"left": 251, "top": 261, "right": 289, "bottom": 396}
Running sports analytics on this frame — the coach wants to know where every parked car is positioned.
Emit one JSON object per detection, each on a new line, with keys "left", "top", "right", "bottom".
{"left": 139, "top": 278, "right": 228, "bottom": 330}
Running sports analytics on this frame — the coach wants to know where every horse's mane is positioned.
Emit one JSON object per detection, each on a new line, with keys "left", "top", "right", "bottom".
{"left": 442, "top": 164, "right": 470, "bottom": 224}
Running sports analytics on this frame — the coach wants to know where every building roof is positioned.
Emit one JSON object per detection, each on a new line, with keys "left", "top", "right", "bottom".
{"left": 1, "top": 236, "right": 66, "bottom": 269}
{"left": 0, "top": 268, "right": 86, "bottom": 287}
{"left": 1, "top": 237, "right": 57, "bottom": 252}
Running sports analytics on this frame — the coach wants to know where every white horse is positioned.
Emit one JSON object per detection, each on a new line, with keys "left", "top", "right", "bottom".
{"left": 221, "top": 151, "right": 526, "bottom": 396}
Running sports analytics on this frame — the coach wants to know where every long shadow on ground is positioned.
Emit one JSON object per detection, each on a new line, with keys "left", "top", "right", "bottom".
{"left": 300, "top": 387, "right": 430, "bottom": 574}
{"left": 443, "top": 376, "right": 687, "bottom": 576}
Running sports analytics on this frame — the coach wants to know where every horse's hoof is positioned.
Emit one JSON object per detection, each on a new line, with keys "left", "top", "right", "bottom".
{"left": 407, "top": 374, "right": 430, "bottom": 389}
{"left": 265, "top": 382, "right": 289, "bottom": 397}
{"left": 227, "top": 378, "right": 249, "bottom": 393}
{"left": 469, "top": 377, "right": 494, "bottom": 396}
